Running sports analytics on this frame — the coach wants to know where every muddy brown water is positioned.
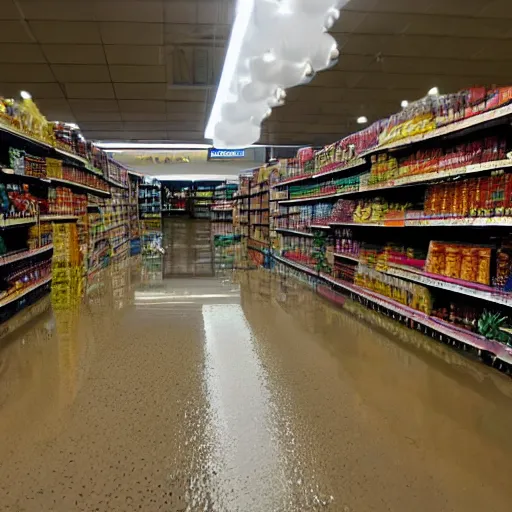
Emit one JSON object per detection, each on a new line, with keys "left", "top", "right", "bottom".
{"left": 0, "top": 219, "right": 511, "bottom": 511}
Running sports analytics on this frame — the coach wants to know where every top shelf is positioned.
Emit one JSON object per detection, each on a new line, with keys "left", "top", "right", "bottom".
{"left": 0, "top": 122, "right": 89, "bottom": 167}
{"left": 360, "top": 103, "right": 512, "bottom": 159}
{"left": 0, "top": 122, "right": 129, "bottom": 190}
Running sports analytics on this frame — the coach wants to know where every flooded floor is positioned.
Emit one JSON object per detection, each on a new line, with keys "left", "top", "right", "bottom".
{"left": 1, "top": 219, "right": 512, "bottom": 511}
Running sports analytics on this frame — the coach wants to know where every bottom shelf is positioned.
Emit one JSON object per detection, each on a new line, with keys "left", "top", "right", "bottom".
{"left": 0, "top": 276, "right": 52, "bottom": 309}
{"left": 272, "top": 254, "right": 512, "bottom": 366}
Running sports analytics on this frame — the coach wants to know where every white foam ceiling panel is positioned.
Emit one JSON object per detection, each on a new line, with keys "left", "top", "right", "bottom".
{"left": 0, "top": 0, "right": 510, "bottom": 145}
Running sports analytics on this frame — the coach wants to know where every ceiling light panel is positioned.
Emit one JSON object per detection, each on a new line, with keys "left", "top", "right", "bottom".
{"left": 205, "top": 0, "right": 348, "bottom": 149}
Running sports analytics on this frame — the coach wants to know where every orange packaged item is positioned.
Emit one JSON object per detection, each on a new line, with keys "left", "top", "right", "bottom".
{"left": 445, "top": 245, "right": 462, "bottom": 279}
{"left": 460, "top": 247, "right": 480, "bottom": 282}
{"left": 426, "top": 242, "right": 446, "bottom": 275}
{"left": 477, "top": 248, "right": 492, "bottom": 285}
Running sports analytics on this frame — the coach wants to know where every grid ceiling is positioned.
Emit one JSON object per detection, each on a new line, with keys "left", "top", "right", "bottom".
{"left": 1, "top": 0, "right": 512, "bottom": 146}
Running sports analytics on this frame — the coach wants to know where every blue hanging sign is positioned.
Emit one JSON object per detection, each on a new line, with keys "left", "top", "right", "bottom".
{"left": 208, "top": 148, "right": 245, "bottom": 159}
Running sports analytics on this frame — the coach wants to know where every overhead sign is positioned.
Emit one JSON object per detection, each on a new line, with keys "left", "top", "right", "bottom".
{"left": 208, "top": 149, "right": 245, "bottom": 160}
{"left": 113, "top": 150, "right": 208, "bottom": 167}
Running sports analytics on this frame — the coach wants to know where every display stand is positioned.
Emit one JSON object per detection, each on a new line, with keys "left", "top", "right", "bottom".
{"left": 139, "top": 177, "right": 163, "bottom": 256}
{"left": 246, "top": 86, "right": 512, "bottom": 371}
{"left": 0, "top": 95, "right": 138, "bottom": 325}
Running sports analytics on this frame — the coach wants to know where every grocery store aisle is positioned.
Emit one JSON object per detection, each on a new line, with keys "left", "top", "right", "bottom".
{"left": 1, "top": 219, "right": 512, "bottom": 511}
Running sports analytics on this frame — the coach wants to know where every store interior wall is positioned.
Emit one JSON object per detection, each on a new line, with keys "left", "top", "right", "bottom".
{"left": 113, "top": 147, "right": 266, "bottom": 180}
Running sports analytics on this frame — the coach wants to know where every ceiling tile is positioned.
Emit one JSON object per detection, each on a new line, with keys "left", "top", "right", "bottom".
{"left": 0, "top": 21, "right": 34, "bottom": 43}
{"left": 34, "top": 98, "right": 74, "bottom": 121}
{"left": 35, "top": 98, "right": 70, "bottom": 110}
{"left": 345, "top": 0, "right": 442, "bottom": 14}
{"left": 94, "top": 1, "right": 164, "bottom": 22}
{"left": 69, "top": 99, "right": 119, "bottom": 112}
{"left": 51, "top": 64, "right": 111, "bottom": 83}
{"left": 120, "top": 112, "right": 167, "bottom": 121}
{"left": 164, "top": 23, "right": 229, "bottom": 45}
{"left": 197, "top": 2, "right": 220, "bottom": 24}
{"left": 348, "top": 12, "right": 413, "bottom": 34}
{"left": 122, "top": 121, "right": 169, "bottom": 131}
{"left": 64, "top": 83, "right": 116, "bottom": 99}
{"left": 167, "top": 88, "right": 207, "bottom": 102}
{"left": 105, "top": 45, "right": 163, "bottom": 65}
{"left": 331, "top": 10, "right": 367, "bottom": 33}
{"left": 0, "top": 82, "right": 64, "bottom": 99}
{"left": 166, "top": 112, "right": 204, "bottom": 122}
{"left": 100, "top": 22, "right": 163, "bottom": 45}
{"left": 166, "top": 131, "right": 203, "bottom": 141}
{"left": 424, "top": 0, "right": 491, "bottom": 16}
{"left": 19, "top": 1, "right": 94, "bottom": 21}
{"left": 84, "top": 130, "right": 168, "bottom": 140}
{"left": 118, "top": 99, "right": 166, "bottom": 113}
{"left": 109, "top": 65, "right": 166, "bottom": 83}
{"left": 166, "top": 101, "right": 205, "bottom": 114}
{"left": 340, "top": 34, "right": 485, "bottom": 60}
{"left": 117, "top": 120, "right": 201, "bottom": 132}
{"left": 42, "top": 110, "right": 76, "bottom": 122}
{"left": 0, "top": 64, "right": 55, "bottom": 82}
{"left": 114, "top": 83, "right": 167, "bottom": 99}
{"left": 404, "top": 15, "right": 511, "bottom": 38}
{"left": 0, "top": 0, "right": 20, "bottom": 20}
{"left": 28, "top": 21, "right": 101, "bottom": 44}
{"left": 79, "top": 121, "right": 124, "bottom": 131}
{"left": 74, "top": 111, "right": 123, "bottom": 122}
{"left": 473, "top": 40, "right": 512, "bottom": 60}
{"left": 164, "top": 1, "right": 196, "bottom": 23}
{"left": 307, "top": 71, "right": 365, "bottom": 89}
{"left": 42, "top": 44, "right": 107, "bottom": 64}
{"left": 332, "top": 54, "right": 378, "bottom": 72}
{"left": 480, "top": 0, "right": 512, "bottom": 18}
{"left": 0, "top": 44, "right": 46, "bottom": 63}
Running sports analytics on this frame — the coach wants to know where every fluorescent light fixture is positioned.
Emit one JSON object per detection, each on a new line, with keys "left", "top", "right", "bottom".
{"left": 135, "top": 293, "right": 238, "bottom": 300}
{"left": 94, "top": 142, "right": 303, "bottom": 150}
{"left": 144, "top": 175, "right": 244, "bottom": 182}
{"left": 401, "top": 100, "right": 409, "bottom": 108}
{"left": 205, "top": 0, "right": 344, "bottom": 148}
{"left": 357, "top": 116, "right": 368, "bottom": 124}
{"left": 205, "top": 0, "right": 256, "bottom": 140}
{"left": 20, "top": 90, "right": 32, "bottom": 100}
{"left": 94, "top": 143, "right": 213, "bottom": 150}
{"left": 428, "top": 87, "right": 439, "bottom": 96}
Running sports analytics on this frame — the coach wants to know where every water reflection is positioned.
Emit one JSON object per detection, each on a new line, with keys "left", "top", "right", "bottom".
{"left": 239, "top": 269, "right": 512, "bottom": 511}
{"left": 1, "top": 218, "right": 512, "bottom": 511}
{"left": 202, "top": 303, "right": 288, "bottom": 510}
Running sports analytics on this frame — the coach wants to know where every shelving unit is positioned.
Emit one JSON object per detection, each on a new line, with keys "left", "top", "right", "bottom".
{"left": 247, "top": 168, "right": 271, "bottom": 266}
{"left": 192, "top": 185, "right": 215, "bottom": 219}
{"left": 244, "top": 85, "right": 512, "bottom": 371}
{"left": 139, "top": 178, "right": 163, "bottom": 256}
{"left": 128, "top": 172, "right": 142, "bottom": 256}
{"left": 0, "top": 94, "right": 136, "bottom": 324}
{"left": 211, "top": 182, "right": 238, "bottom": 223}
{"left": 161, "top": 182, "right": 188, "bottom": 215}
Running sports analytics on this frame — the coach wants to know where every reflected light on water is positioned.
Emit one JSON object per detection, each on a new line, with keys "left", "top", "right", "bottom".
{"left": 202, "top": 303, "right": 288, "bottom": 510}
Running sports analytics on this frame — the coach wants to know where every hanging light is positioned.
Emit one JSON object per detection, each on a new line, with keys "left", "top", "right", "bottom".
{"left": 357, "top": 116, "right": 368, "bottom": 124}
{"left": 240, "top": 80, "right": 276, "bottom": 103}
{"left": 205, "top": 0, "right": 346, "bottom": 148}
{"left": 214, "top": 120, "right": 260, "bottom": 149}
{"left": 291, "top": 0, "right": 349, "bottom": 15}
{"left": 250, "top": 56, "right": 313, "bottom": 88}
{"left": 309, "top": 33, "right": 339, "bottom": 71}
{"left": 20, "top": 90, "right": 32, "bottom": 100}
{"left": 324, "top": 8, "right": 341, "bottom": 29}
